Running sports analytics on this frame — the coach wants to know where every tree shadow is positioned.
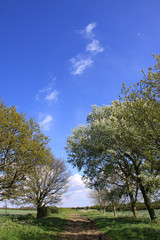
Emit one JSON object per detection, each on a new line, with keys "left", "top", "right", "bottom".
{"left": 93, "top": 216, "right": 160, "bottom": 240}
{"left": 2, "top": 214, "right": 68, "bottom": 240}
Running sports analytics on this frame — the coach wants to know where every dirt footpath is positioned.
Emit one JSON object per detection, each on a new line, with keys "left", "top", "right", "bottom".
{"left": 59, "top": 213, "right": 109, "bottom": 240}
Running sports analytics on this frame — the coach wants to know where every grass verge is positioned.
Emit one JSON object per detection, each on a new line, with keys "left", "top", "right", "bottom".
{"left": 80, "top": 209, "right": 160, "bottom": 240}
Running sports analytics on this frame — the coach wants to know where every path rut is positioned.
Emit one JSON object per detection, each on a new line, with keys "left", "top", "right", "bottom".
{"left": 59, "top": 213, "right": 109, "bottom": 240}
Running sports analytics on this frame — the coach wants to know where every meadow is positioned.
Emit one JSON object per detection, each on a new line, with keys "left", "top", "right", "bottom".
{"left": 81, "top": 209, "right": 160, "bottom": 240}
{"left": 0, "top": 208, "right": 70, "bottom": 240}
{"left": 0, "top": 208, "right": 160, "bottom": 240}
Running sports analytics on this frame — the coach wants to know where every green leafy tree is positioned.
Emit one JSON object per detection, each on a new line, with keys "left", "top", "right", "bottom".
{"left": 0, "top": 100, "right": 49, "bottom": 200}
{"left": 116, "top": 54, "right": 160, "bottom": 220}
{"left": 66, "top": 54, "right": 160, "bottom": 221}
{"left": 66, "top": 104, "right": 139, "bottom": 218}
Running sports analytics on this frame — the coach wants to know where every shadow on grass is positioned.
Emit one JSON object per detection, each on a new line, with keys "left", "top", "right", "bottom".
{"left": 35, "top": 216, "right": 68, "bottom": 232}
{"left": 2, "top": 214, "right": 68, "bottom": 240}
{"left": 93, "top": 216, "right": 160, "bottom": 240}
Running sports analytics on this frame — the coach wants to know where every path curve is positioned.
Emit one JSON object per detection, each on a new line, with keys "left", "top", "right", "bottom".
{"left": 59, "top": 213, "right": 110, "bottom": 240}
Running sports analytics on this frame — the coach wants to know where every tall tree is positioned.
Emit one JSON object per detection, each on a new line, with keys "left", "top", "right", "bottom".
{"left": 0, "top": 100, "right": 49, "bottom": 200}
{"left": 66, "top": 54, "right": 160, "bottom": 221}
{"left": 10, "top": 156, "right": 70, "bottom": 218}
{"left": 66, "top": 104, "right": 139, "bottom": 218}
{"left": 116, "top": 54, "right": 160, "bottom": 220}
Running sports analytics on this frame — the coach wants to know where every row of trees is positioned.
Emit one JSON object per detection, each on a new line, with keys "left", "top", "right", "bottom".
{"left": 66, "top": 54, "right": 160, "bottom": 221}
{"left": 0, "top": 100, "right": 70, "bottom": 218}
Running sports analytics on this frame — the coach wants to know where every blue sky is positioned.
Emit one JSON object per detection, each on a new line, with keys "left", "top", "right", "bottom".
{"left": 0, "top": 0, "right": 160, "bottom": 207}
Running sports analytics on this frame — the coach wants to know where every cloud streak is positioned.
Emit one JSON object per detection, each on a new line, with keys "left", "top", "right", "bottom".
{"left": 86, "top": 39, "right": 104, "bottom": 53}
{"left": 79, "top": 22, "right": 97, "bottom": 39}
{"left": 36, "top": 75, "right": 59, "bottom": 104}
{"left": 39, "top": 114, "right": 53, "bottom": 131}
{"left": 70, "top": 22, "right": 104, "bottom": 75}
{"left": 45, "top": 89, "right": 59, "bottom": 103}
{"left": 70, "top": 55, "right": 93, "bottom": 75}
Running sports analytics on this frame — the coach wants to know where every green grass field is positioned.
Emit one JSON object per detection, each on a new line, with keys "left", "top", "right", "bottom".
{"left": 0, "top": 208, "right": 37, "bottom": 215}
{"left": 0, "top": 208, "right": 72, "bottom": 240}
{"left": 0, "top": 208, "right": 160, "bottom": 240}
{"left": 81, "top": 209, "right": 160, "bottom": 240}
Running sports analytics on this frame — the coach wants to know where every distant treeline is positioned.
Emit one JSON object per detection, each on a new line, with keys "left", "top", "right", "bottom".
{"left": 83, "top": 201, "right": 160, "bottom": 212}
{"left": 2, "top": 201, "right": 160, "bottom": 212}
{"left": 0, "top": 207, "right": 36, "bottom": 211}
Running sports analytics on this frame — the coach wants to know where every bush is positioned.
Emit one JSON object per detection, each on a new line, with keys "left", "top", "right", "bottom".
{"left": 44, "top": 207, "right": 51, "bottom": 217}
{"left": 50, "top": 207, "right": 59, "bottom": 214}
{"left": 37, "top": 206, "right": 51, "bottom": 218}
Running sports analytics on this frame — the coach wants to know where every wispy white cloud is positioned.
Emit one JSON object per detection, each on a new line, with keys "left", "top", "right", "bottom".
{"left": 70, "top": 54, "right": 93, "bottom": 75}
{"left": 86, "top": 39, "right": 104, "bottom": 53}
{"left": 70, "top": 22, "right": 104, "bottom": 75}
{"left": 47, "top": 72, "right": 56, "bottom": 82}
{"left": 45, "top": 90, "right": 59, "bottom": 103}
{"left": 79, "top": 22, "right": 97, "bottom": 39}
{"left": 39, "top": 87, "right": 52, "bottom": 93}
{"left": 36, "top": 87, "right": 53, "bottom": 100}
{"left": 35, "top": 74, "right": 59, "bottom": 104}
{"left": 39, "top": 114, "right": 53, "bottom": 131}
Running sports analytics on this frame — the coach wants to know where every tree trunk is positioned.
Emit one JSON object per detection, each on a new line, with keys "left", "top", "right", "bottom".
{"left": 113, "top": 204, "right": 117, "bottom": 217}
{"left": 126, "top": 177, "right": 138, "bottom": 218}
{"left": 132, "top": 206, "right": 138, "bottom": 218}
{"left": 100, "top": 207, "right": 102, "bottom": 214}
{"left": 37, "top": 206, "right": 45, "bottom": 218}
{"left": 139, "top": 183, "right": 157, "bottom": 221}
{"left": 103, "top": 207, "right": 105, "bottom": 214}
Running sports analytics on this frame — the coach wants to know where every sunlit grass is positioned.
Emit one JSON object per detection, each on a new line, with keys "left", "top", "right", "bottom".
{"left": 0, "top": 208, "right": 74, "bottom": 240}
{"left": 2, "top": 208, "right": 160, "bottom": 240}
{"left": 80, "top": 209, "right": 160, "bottom": 240}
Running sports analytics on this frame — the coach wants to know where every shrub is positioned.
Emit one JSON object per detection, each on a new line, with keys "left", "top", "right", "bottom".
{"left": 50, "top": 207, "right": 59, "bottom": 214}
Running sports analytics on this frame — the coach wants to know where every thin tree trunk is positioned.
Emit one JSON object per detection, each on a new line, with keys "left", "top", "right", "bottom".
{"left": 103, "top": 207, "right": 105, "bottom": 214}
{"left": 113, "top": 204, "right": 117, "bottom": 217}
{"left": 126, "top": 178, "right": 138, "bottom": 218}
{"left": 132, "top": 206, "right": 138, "bottom": 218}
{"left": 100, "top": 207, "right": 102, "bottom": 214}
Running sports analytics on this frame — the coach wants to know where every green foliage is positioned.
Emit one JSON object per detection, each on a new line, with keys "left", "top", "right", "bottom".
{"left": 0, "top": 99, "right": 50, "bottom": 200}
{"left": 36, "top": 206, "right": 51, "bottom": 218}
{"left": 66, "top": 54, "right": 160, "bottom": 221}
{"left": 50, "top": 206, "right": 59, "bottom": 214}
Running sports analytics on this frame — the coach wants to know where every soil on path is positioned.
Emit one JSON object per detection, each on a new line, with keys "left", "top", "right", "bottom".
{"left": 59, "top": 213, "right": 110, "bottom": 240}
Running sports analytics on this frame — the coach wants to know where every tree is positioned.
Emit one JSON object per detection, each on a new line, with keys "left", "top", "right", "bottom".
{"left": 116, "top": 54, "right": 160, "bottom": 220}
{"left": 66, "top": 54, "right": 160, "bottom": 221}
{"left": 89, "top": 188, "right": 108, "bottom": 214}
{"left": 11, "top": 156, "right": 70, "bottom": 218}
{"left": 66, "top": 104, "right": 139, "bottom": 218}
{"left": 120, "top": 54, "right": 160, "bottom": 157}
{"left": 0, "top": 100, "right": 49, "bottom": 200}
{"left": 89, "top": 180, "right": 126, "bottom": 216}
